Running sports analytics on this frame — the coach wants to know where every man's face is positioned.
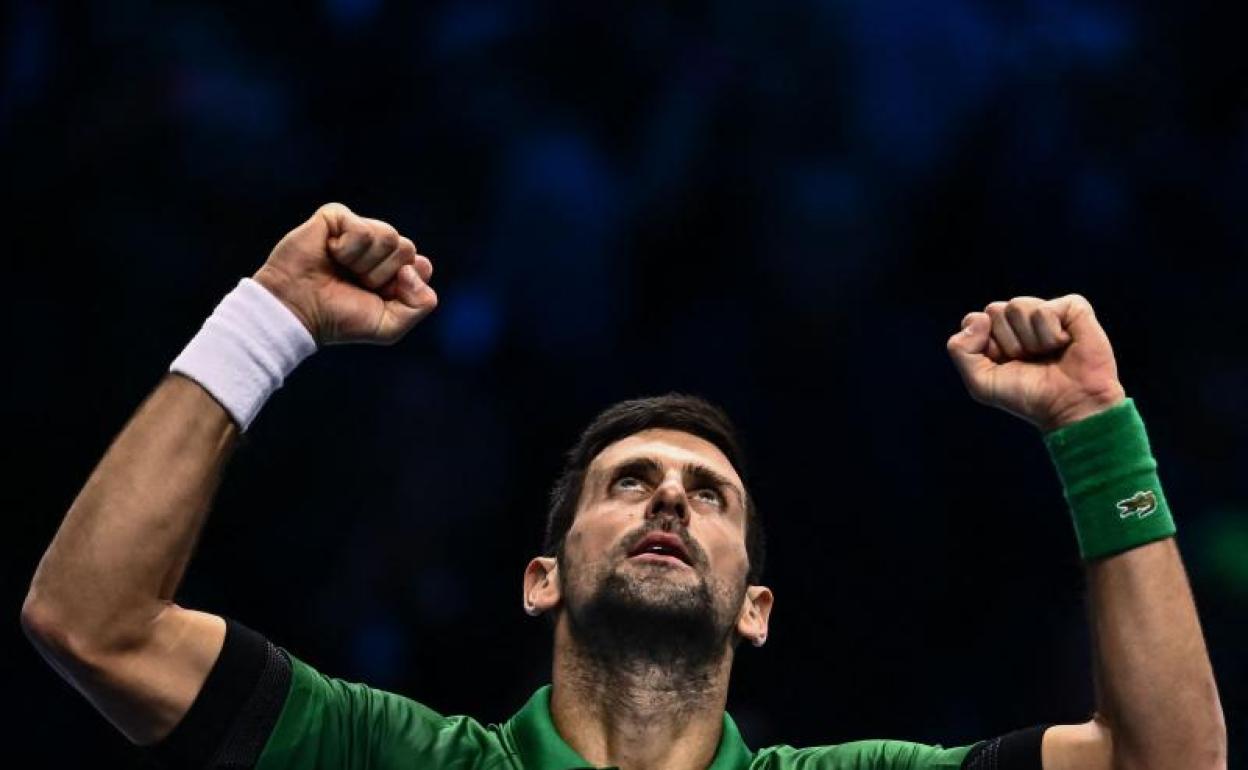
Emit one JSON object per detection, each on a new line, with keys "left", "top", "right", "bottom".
{"left": 550, "top": 429, "right": 760, "bottom": 662}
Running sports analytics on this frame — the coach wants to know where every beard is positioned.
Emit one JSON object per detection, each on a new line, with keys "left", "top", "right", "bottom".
{"left": 560, "top": 530, "right": 745, "bottom": 674}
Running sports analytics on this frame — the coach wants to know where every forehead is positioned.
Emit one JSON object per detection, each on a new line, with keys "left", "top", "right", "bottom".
{"left": 588, "top": 428, "right": 743, "bottom": 487}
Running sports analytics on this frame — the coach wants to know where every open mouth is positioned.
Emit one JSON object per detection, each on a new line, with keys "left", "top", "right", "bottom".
{"left": 627, "top": 532, "right": 694, "bottom": 567}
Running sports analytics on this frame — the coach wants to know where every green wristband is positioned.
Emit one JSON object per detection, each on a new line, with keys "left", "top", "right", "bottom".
{"left": 1044, "top": 398, "right": 1176, "bottom": 562}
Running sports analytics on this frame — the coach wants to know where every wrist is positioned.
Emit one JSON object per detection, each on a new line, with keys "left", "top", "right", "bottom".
{"left": 1044, "top": 398, "right": 1176, "bottom": 561}
{"left": 169, "top": 278, "right": 317, "bottom": 431}
{"left": 252, "top": 264, "right": 319, "bottom": 342}
{"left": 1041, "top": 382, "right": 1127, "bottom": 433}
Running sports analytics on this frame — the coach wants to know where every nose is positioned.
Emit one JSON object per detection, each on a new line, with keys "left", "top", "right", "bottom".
{"left": 647, "top": 478, "right": 690, "bottom": 527}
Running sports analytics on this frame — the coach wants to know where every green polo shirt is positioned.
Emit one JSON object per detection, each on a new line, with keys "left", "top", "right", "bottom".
{"left": 255, "top": 653, "right": 976, "bottom": 769}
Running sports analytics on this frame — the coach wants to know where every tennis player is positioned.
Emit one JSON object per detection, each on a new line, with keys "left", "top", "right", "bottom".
{"left": 22, "top": 204, "right": 1225, "bottom": 769}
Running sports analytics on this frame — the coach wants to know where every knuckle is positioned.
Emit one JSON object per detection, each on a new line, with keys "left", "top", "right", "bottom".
{"left": 1008, "top": 296, "right": 1042, "bottom": 316}
{"left": 377, "top": 229, "right": 399, "bottom": 252}
{"left": 1067, "top": 293, "right": 1093, "bottom": 312}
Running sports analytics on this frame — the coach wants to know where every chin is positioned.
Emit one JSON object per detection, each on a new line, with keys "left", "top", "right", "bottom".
{"left": 564, "top": 565, "right": 735, "bottom": 669}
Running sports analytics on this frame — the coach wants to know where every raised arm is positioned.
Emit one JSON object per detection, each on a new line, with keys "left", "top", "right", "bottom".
{"left": 20, "top": 203, "right": 437, "bottom": 746}
{"left": 946, "top": 295, "right": 1226, "bottom": 770}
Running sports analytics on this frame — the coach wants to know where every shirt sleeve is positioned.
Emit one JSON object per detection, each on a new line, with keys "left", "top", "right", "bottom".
{"left": 756, "top": 725, "right": 1049, "bottom": 769}
{"left": 959, "top": 725, "right": 1049, "bottom": 769}
{"left": 147, "top": 618, "right": 500, "bottom": 770}
{"left": 760, "top": 740, "right": 970, "bottom": 769}
{"left": 147, "top": 618, "right": 294, "bottom": 768}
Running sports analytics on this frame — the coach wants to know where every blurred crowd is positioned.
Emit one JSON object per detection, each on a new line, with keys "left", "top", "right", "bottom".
{"left": 6, "top": 1, "right": 1244, "bottom": 764}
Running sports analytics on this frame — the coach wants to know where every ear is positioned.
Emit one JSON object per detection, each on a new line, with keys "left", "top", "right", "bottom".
{"left": 735, "top": 585, "right": 774, "bottom": 647}
{"left": 522, "top": 556, "right": 562, "bottom": 616}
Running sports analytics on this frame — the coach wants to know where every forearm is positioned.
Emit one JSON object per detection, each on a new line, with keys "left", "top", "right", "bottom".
{"left": 1086, "top": 539, "right": 1225, "bottom": 768}
{"left": 1045, "top": 401, "right": 1226, "bottom": 768}
{"left": 23, "top": 374, "right": 239, "bottom": 653}
{"left": 948, "top": 297, "right": 1227, "bottom": 769}
{"left": 20, "top": 206, "right": 431, "bottom": 747}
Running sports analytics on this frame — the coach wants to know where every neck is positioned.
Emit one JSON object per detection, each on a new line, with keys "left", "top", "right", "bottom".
{"left": 548, "top": 619, "right": 733, "bottom": 770}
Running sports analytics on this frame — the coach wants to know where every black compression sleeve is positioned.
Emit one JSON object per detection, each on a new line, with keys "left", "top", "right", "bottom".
{"left": 147, "top": 618, "right": 292, "bottom": 769}
{"left": 961, "top": 725, "right": 1051, "bottom": 770}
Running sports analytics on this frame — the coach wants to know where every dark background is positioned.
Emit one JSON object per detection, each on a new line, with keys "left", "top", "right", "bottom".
{"left": 5, "top": 1, "right": 1245, "bottom": 766}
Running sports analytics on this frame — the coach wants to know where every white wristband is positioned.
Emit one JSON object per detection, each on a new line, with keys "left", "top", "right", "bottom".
{"left": 170, "top": 278, "right": 317, "bottom": 431}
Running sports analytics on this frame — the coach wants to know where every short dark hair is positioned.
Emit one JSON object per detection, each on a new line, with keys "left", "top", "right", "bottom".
{"left": 544, "top": 393, "right": 765, "bottom": 584}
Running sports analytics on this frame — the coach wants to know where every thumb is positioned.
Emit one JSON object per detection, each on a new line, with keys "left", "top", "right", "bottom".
{"left": 279, "top": 202, "right": 356, "bottom": 257}
{"left": 312, "top": 201, "right": 368, "bottom": 257}
{"left": 946, "top": 311, "right": 994, "bottom": 401}
{"left": 315, "top": 201, "right": 356, "bottom": 236}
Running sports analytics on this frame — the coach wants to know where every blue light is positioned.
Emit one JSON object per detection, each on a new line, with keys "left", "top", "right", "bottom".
{"left": 324, "top": 0, "right": 383, "bottom": 30}
{"left": 350, "top": 617, "right": 407, "bottom": 684}
{"left": 436, "top": 282, "right": 502, "bottom": 365}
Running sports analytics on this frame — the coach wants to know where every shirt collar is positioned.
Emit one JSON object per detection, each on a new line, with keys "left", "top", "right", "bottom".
{"left": 503, "top": 685, "right": 753, "bottom": 770}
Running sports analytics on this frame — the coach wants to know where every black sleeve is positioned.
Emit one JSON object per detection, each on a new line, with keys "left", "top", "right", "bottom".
{"left": 961, "top": 725, "right": 1051, "bottom": 770}
{"left": 146, "top": 618, "right": 292, "bottom": 769}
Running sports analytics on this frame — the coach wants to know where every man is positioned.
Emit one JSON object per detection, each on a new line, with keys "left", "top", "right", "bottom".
{"left": 22, "top": 204, "right": 1226, "bottom": 769}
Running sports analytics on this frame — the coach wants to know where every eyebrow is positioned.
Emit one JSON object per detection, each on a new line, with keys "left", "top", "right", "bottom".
{"left": 604, "top": 456, "right": 745, "bottom": 507}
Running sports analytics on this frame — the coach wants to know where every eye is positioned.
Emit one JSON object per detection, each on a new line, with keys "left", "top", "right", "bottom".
{"left": 614, "top": 475, "right": 647, "bottom": 492}
{"left": 691, "top": 487, "right": 725, "bottom": 507}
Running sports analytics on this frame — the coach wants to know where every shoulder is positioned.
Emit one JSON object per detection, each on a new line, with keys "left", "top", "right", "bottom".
{"left": 148, "top": 619, "right": 515, "bottom": 770}
{"left": 259, "top": 652, "right": 509, "bottom": 768}
{"left": 748, "top": 725, "right": 1048, "bottom": 770}
{"left": 750, "top": 740, "right": 975, "bottom": 769}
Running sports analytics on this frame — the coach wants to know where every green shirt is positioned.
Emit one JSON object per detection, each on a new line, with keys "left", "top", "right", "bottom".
{"left": 255, "top": 653, "right": 977, "bottom": 769}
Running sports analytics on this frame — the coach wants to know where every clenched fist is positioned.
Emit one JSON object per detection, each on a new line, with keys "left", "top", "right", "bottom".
{"left": 946, "top": 295, "right": 1126, "bottom": 432}
{"left": 253, "top": 203, "right": 437, "bottom": 345}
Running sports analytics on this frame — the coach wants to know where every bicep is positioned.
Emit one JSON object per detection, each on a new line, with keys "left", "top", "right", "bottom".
{"left": 55, "top": 605, "right": 226, "bottom": 746}
{"left": 1041, "top": 719, "right": 1113, "bottom": 770}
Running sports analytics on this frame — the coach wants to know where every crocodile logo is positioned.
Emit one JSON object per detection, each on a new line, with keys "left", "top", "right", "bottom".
{"left": 1116, "top": 490, "right": 1158, "bottom": 519}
